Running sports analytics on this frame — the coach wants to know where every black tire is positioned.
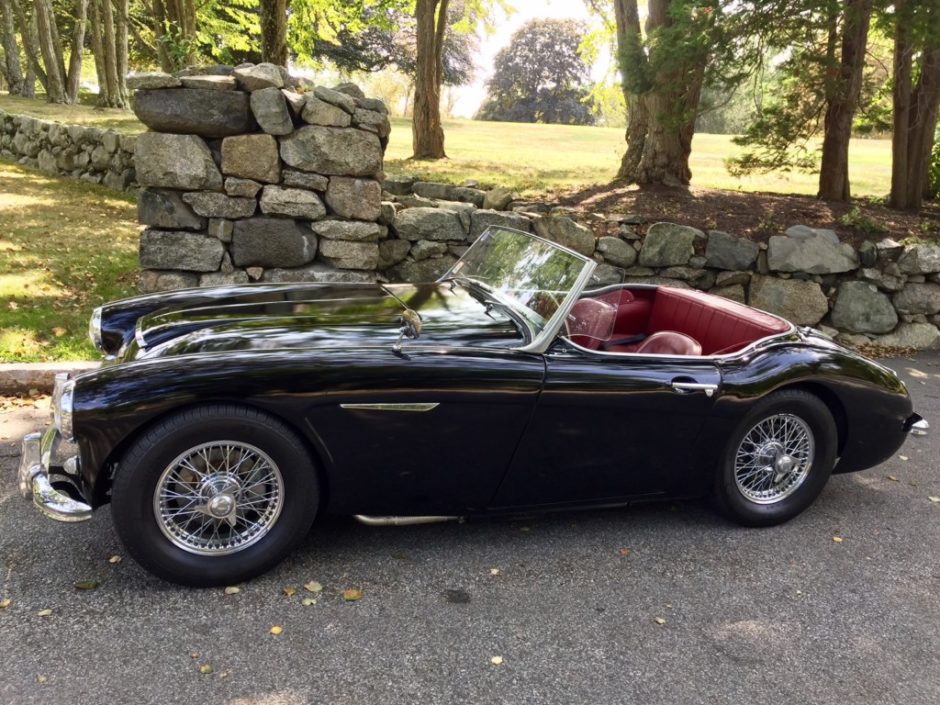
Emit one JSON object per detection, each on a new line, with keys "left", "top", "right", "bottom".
{"left": 713, "top": 390, "right": 837, "bottom": 527}
{"left": 111, "top": 405, "right": 319, "bottom": 586}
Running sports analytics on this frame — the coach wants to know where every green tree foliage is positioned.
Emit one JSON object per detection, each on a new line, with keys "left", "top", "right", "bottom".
{"left": 695, "top": 85, "right": 757, "bottom": 135}
{"left": 287, "top": 0, "right": 409, "bottom": 66}
{"left": 727, "top": 2, "right": 895, "bottom": 176}
{"left": 928, "top": 129, "right": 940, "bottom": 200}
{"left": 308, "top": 3, "right": 476, "bottom": 86}
{"left": 477, "top": 19, "right": 595, "bottom": 126}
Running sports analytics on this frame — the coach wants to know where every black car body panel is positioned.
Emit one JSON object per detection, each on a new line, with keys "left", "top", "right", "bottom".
{"left": 66, "top": 279, "right": 916, "bottom": 518}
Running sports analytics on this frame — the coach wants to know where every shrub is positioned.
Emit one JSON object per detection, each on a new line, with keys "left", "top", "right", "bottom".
{"left": 928, "top": 129, "right": 940, "bottom": 200}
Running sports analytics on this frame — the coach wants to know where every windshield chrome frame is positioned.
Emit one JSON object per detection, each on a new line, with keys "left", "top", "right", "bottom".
{"left": 439, "top": 226, "right": 597, "bottom": 354}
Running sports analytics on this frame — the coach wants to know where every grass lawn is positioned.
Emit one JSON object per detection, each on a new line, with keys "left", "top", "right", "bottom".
{"left": 385, "top": 117, "right": 893, "bottom": 198}
{"left": 0, "top": 93, "right": 143, "bottom": 135}
{"left": 0, "top": 94, "right": 892, "bottom": 197}
{"left": 0, "top": 162, "right": 138, "bottom": 362}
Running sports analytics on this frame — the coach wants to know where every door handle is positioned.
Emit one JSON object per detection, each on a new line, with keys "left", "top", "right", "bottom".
{"left": 671, "top": 381, "right": 718, "bottom": 398}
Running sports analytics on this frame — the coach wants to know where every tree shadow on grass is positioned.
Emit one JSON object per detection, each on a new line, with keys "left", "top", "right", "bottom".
{"left": 0, "top": 160, "right": 138, "bottom": 361}
{"left": 555, "top": 182, "right": 940, "bottom": 243}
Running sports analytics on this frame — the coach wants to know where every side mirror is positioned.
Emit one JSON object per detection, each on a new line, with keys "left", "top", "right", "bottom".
{"left": 394, "top": 309, "right": 422, "bottom": 352}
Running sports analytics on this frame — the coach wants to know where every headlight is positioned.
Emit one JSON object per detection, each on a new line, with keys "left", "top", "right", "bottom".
{"left": 89, "top": 306, "right": 103, "bottom": 352}
{"left": 52, "top": 373, "right": 75, "bottom": 440}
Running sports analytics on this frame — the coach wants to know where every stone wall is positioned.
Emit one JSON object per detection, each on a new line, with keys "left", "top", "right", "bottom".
{"left": 0, "top": 109, "right": 136, "bottom": 190}
{"left": 2, "top": 70, "right": 939, "bottom": 350}
{"left": 379, "top": 178, "right": 940, "bottom": 350}
{"left": 129, "top": 63, "right": 390, "bottom": 291}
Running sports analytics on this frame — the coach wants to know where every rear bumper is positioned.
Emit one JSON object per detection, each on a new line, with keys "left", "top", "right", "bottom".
{"left": 905, "top": 413, "right": 929, "bottom": 437}
{"left": 17, "top": 428, "right": 92, "bottom": 522}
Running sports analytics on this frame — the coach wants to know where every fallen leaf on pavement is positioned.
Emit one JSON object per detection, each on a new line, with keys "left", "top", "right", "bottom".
{"left": 108, "top": 555, "right": 122, "bottom": 564}
{"left": 654, "top": 617, "right": 666, "bottom": 625}
{"left": 270, "top": 626, "right": 283, "bottom": 636}
{"left": 0, "top": 598, "right": 10, "bottom": 609}
{"left": 343, "top": 589, "right": 363, "bottom": 602}
{"left": 886, "top": 475, "right": 898, "bottom": 482}
{"left": 224, "top": 586, "right": 241, "bottom": 595}
{"left": 832, "top": 536, "right": 844, "bottom": 544}
{"left": 929, "top": 496, "right": 940, "bottom": 503}
{"left": 899, "top": 455, "right": 909, "bottom": 461}
{"left": 490, "top": 656, "right": 503, "bottom": 665}
{"left": 36, "top": 674, "right": 47, "bottom": 684}
{"left": 199, "top": 664, "right": 213, "bottom": 674}
{"left": 489, "top": 568, "right": 500, "bottom": 576}
{"left": 73, "top": 580, "right": 99, "bottom": 590}
{"left": 301, "top": 598, "right": 316, "bottom": 607}
{"left": 282, "top": 587, "right": 297, "bottom": 597}
{"left": 37, "top": 609, "right": 52, "bottom": 617}
{"left": 303, "top": 581, "right": 322, "bottom": 593}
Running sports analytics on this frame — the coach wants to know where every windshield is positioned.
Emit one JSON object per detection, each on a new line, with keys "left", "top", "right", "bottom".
{"left": 441, "top": 227, "right": 596, "bottom": 349}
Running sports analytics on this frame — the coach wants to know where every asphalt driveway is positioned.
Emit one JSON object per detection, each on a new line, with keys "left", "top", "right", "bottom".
{"left": 1, "top": 356, "right": 938, "bottom": 705}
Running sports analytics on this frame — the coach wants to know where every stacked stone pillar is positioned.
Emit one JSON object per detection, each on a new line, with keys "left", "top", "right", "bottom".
{"left": 130, "top": 63, "right": 391, "bottom": 292}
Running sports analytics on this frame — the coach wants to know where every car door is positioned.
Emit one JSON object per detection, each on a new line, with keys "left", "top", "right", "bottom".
{"left": 491, "top": 342, "right": 720, "bottom": 508}
{"left": 306, "top": 346, "right": 545, "bottom": 516}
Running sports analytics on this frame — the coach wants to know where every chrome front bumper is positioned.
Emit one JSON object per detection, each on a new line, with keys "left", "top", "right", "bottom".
{"left": 17, "top": 428, "right": 92, "bottom": 522}
{"left": 905, "top": 414, "right": 929, "bottom": 437}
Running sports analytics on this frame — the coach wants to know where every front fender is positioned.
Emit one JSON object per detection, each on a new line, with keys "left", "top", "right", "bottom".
{"left": 72, "top": 347, "right": 398, "bottom": 507}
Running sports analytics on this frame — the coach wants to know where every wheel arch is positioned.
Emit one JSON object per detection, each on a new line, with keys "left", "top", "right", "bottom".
{"left": 773, "top": 381, "right": 848, "bottom": 457}
{"left": 92, "top": 400, "right": 332, "bottom": 510}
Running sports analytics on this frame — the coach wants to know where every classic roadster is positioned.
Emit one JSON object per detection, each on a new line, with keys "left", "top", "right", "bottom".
{"left": 19, "top": 227, "right": 928, "bottom": 586}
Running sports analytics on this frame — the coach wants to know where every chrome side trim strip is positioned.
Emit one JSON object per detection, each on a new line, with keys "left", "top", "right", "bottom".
{"left": 340, "top": 403, "right": 440, "bottom": 412}
{"left": 353, "top": 515, "right": 462, "bottom": 526}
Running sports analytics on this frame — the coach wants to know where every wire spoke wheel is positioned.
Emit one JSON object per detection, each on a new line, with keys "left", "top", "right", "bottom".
{"left": 154, "top": 441, "right": 285, "bottom": 555}
{"left": 734, "top": 413, "right": 815, "bottom": 504}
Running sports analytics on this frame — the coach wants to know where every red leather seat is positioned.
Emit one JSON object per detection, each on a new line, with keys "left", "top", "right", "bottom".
{"left": 634, "top": 331, "right": 702, "bottom": 356}
{"left": 646, "top": 288, "right": 789, "bottom": 355}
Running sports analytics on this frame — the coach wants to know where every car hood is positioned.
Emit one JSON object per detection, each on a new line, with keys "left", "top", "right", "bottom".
{"left": 127, "top": 282, "right": 526, "bottom": 360}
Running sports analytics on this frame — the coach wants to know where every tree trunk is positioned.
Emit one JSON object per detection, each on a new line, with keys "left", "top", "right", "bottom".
{"left": 259, "top": 0, "right": 288, "bottom": 65}
{"left": 99, "top": 0, "right": 122, "bottom": 107}
{"left": 630, "top": 0, "right": 705, "bottom": 186}
{"left": 890, "top": 0, "right": 913, "bottom": 209}
{"left": 147, "top": 0, "right": 195, "bottom": 72}
{"left": 13, "top": 3, "right": 46, "bottom": 93}
{"left": 0, "top": 0, "right": 24, "bottom": 94}
{"left": 890, "top": 2, "right": 940, "bottom": 209}
{"left": 65, "top": 0, "right": 87, "bottom": 103}
{"left": 612, "top": 0, "right": 649, "bottom": 181}
{"left": 148, "top": 0, "right": 172, "bottom": 72}
{"left": 21, "top": 58, "right": 35, "bottom": 96}
{"left": 635, "top": 94, "right": 693, "bottom": 186}
{"left": 89, "top": 0, "right": 125, "bottom": 107}
{"left": 88, "top": 0, "right": 109, "bottom": 103}
{"left": 32, "top": 0, "right": 67, "bottom": 102}
{"left": 818, "top": 0, "right": 873, "bottom": 202}
{"left": 412, "top": 0, "right": 449, "bottom": 159}
{"left": 113, "top": 0, "right": 129, "bottom": 103}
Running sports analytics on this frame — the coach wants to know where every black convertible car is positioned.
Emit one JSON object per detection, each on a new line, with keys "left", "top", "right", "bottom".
{"left": 18, "top": 227, "right": 928, "bottom": 585}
